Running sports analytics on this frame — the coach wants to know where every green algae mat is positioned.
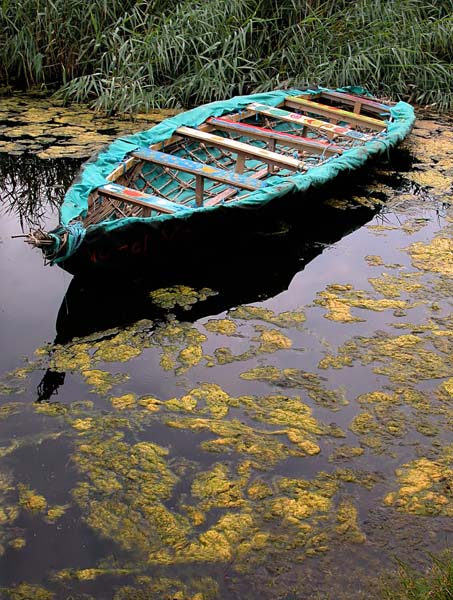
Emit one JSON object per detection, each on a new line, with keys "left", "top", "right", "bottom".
{"left": 0, "top": 108, "right": 452, "bottom": 599}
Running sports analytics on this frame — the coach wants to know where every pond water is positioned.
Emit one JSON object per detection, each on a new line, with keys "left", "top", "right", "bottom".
{"left": 0, "top": 100, "right": 452, "bottom": 600}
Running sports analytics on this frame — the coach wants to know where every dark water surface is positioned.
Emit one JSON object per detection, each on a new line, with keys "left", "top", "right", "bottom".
{"left": 0, "top": 117, "right": 452, "bottom": 600}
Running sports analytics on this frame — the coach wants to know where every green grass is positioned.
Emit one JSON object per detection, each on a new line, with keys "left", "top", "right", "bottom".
{"left": 382, "top": 551, "right": 453, "bottom": 600}
{"left": 0, "top": 0, "right": 452, "bottom": 113}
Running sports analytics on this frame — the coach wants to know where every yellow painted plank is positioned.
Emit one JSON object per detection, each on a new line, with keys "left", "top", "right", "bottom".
{"left": 285, "top": 96, "right": 387, "bottom": 130}
{"left": 248, "top": 103, "right": 372, "bottom": 142}
{"left": 176, "top": 126, "right": 304, "bottom": 171}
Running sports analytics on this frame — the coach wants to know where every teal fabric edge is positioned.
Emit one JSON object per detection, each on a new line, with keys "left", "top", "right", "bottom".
{"left": 52, "top": 87, "right": 415, "bottom": 263}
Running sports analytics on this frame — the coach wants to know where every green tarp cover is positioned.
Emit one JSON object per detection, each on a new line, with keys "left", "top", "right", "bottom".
{"left": 54, "top": 87, "right": 415, "bottom": 262}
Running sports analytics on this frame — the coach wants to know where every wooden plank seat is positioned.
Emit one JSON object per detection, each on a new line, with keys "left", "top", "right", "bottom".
{"left": 131, "top": 147, "right": 268, "bottom": 191}
{"left": 207, "top": 117, "right": 344, "bottom": 156}
{"left": 284, "top": 96, "right": 387, "bottom": 130}
{"left": 247, "top": 102, "right": 373, "bottom": 141}
{"left": 176, "top": 126, "right": 305, "bottom": 172}
{"left": 98, "top": 183, "right": 185, "bottom": 214}
{"left": 318, "top": 90, "right": 391, "bottom": 116}
{"left": 204, "top": 167, "right": 269, "bottom": 207}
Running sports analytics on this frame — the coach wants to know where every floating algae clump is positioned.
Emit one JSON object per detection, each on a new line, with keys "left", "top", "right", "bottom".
{"left": 410, "top": 170, "right": 452, "bottom": 192}
{"left": 138, "top": 396, "right": 161, "bottom": 412}
{"left": 71, "top": 426, "right": 189, "bottom": 558}
{"left": 153, "top": 321, "right": 208, "bottom": 373}
{"left": 72, "top": 418, "right": 95, "bottom": 431}
{"left": 335, "top": 500, "right": 366, "bottom": 543}
{"left": 210, "top": 324, "right": 297, "bottom": 366}
{"left": 45, "top": 505, "right": 69, "bottom": 523}
{"left": 239, "top": 394, "right": 324, "bottom": 436}
{"left": 165, "top": 383, "right": 234, "bottom": 418}
{"left": 51, "top": 320, "right": 154, "bottom": 373}
{"left": 95, "top": 342, "right": 142, "bottom": 363}
{"left": 113, "top": 576, "right": 218, "bottom": 600}
{"left": 3, "top": 583, "right": 54, "bottom": 600}
{"left": 349, "top": 406, "right": 407, "bottom": 451}
{"left": 351, "top": 385, "right": 449, "bottom": 448}
{"left": 164, "top": 384, "right": 340, "bottom": 464}
{"left": 365, "top": 255, "right": 384, "bottom": 266}
{"left": 110, "top": 393, "right": 136, "bottom": 410}
{"left": 0, "top": 383, "right": 24, "bottom": 396}
{"left": 270, "top": 476, "right": 336, "bottom": 525}
{"left": 369, "top": 334, "right": 451, "bottom": 383}
{"left": 149, "top": 285, "right": 216, "bottom": 310}
{"left": 319, "top": 331, "right": 451, "bottom": 384}
{"left": 240, "top": 366, "right": 347, "bottom": 409}
{"left": 191, "top": 463, "right": 248, "bottom": 510}
{"left": 178, "top": 344, "right": 204, "bottom": 368}
{"left": 175, "top": 512, "right": 262, "bottom": 564}
{"left": 82, "top": 369, "right": 129, "bottom": 395}
{"left": 0, "top": 470, "right": 21, "bottom": 556}
{"left": 18, "top": 484, "right": 47, "bottom": 513}
{"left": 166, "top": 417, "right": 291, "bottom": 466}
{"left": 349, "top": 413, "right": 379, "bottom": 436}
{"left": 229, "top": 305, "right": 305, "bottom": 328}
{"left": 54, "top": 567, "right": 131, "bottom": 581}
{"left": 254, "top": 326, "right": 292, "bottom": 353}
{"left": 407, "top": 236, "right": 453, "bottom": 277}
{"left": 33, "top": 402, "right": 67, "bottom": 417}
{"left": 368, "top": 272, "right": 424, "bottom": 299}
{"left": 328, "top": 445, "right": 364, "bottom": 462}
{"left": 50, "top": 342, "right": 92, "bottom": 371}
{"left": 0, "top": 403, "right": 22, "bottom": 421}
{"left": 8, "top": 537, "right": 26, "bottom": 550}
{"left": 204, "top": 319, "right": 237, "bottom": 335}
{"left": 314, "top": 284, "right": 411, "bottom": 322}
{"left": 437, "top": 378, "right": 453, "bottom": 402}
{"left": 384, "top": 447, "right": 453, "bottom": 516}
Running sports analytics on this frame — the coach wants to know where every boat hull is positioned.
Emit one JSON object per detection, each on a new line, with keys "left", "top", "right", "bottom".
{"left": 36, "top": 87, "right": 415, "bottom": 275}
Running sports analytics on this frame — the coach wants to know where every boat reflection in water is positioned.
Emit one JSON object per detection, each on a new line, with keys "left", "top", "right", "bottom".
{"left": 55, "top": 192, "right": 377, "bottom": 343}
{"left": 1, "top": 151, "right": 380, "bottom": 402}
{"left": 41, "top": 194, "right": 373, "bottom": 401}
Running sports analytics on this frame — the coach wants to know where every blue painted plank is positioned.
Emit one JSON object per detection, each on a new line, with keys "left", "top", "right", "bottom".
{"left": 132, "top": 147, "right": 268, "bottom": 190}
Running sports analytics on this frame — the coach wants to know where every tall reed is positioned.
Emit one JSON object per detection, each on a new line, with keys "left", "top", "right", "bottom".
{"left": 0, "top": 0, "right": 451, "bottom": 113}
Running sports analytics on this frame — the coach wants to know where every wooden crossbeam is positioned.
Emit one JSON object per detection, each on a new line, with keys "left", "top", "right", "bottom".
{"left": 207, "top": 117, "right": 344, "bottom": 156}
{"left": 131, "top": 147, "right": 267, "bottom": 191}
{"left": 176, "top": 126, "right": 305, "bottom": 172}
{"left": 204, "top": 167, "right": 269, "bottom": 207}
{"left": 318, "top": 91, "right": 391, "bottom": 115}
{"left": 284, "top": 96, "right": 387, "bottom": 130}
{"left": 248, "top": 102, "right": 372, "bottom": 142}
{"left": 98, "top": 183, "right": 185, "bottom": 214}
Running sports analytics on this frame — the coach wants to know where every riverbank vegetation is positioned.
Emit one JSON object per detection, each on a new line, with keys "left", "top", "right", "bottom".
{"left": 1, "top": 0, "right": 452, "bottom": 114}
{"left": 382, "top": 551, "right": 453, "bottom": 600}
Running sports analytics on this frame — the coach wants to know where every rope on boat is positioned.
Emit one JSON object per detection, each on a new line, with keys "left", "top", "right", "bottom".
{"left": 25, "top": 222, "right": 86, "bottom": 265}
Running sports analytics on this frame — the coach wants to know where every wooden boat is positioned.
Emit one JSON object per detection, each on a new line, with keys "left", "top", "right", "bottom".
{"left": 27, "top": 87, "right": 415, "bottom": 275}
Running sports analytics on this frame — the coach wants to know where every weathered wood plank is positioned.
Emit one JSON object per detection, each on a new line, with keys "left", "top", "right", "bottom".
{"left": 98, "top": 183, "right": 185, "bottom": 214}
{"left": 204, "top": 167, "right": 269, "bottom": 207}
{"left": 176, "top": 126, "right": 305, "bottom": 171}
{"left": 318, "top": 91, "right": 391, "bottom": 115}
{"left": 248, "top": 102, "right": 373, "bottom": 141}
{"left": 132, "top": 147, "right": 267, "bottom": 191}
{"left": 208, "top": 117, "right": 344, "bottom": 156}
{"left": 284, "top": 96, "right": 387, "bottom": 130}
